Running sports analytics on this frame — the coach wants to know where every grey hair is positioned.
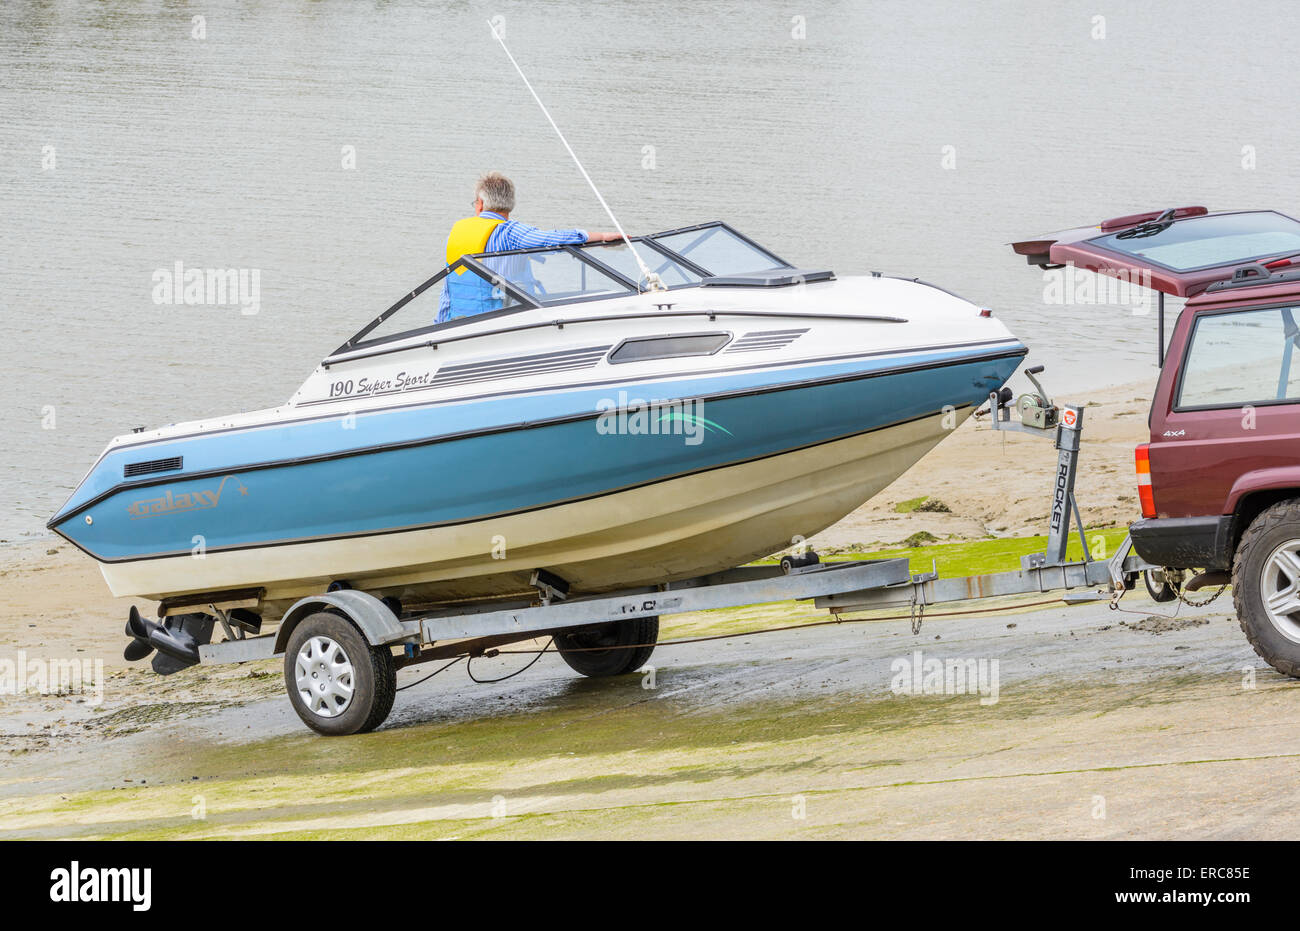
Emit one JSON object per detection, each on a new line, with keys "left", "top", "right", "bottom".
{"left": 475, "top": 171, "right": 516, "bottom": 213}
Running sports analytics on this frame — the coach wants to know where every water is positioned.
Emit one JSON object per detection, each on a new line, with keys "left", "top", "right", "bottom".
{"left": 3, "top": 0, "right": 1298, "bottom": 543}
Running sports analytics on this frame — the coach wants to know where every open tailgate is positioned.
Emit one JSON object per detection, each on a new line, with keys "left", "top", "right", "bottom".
{"left": 1011, "top": 207, "right": 1300, "bottom": 296}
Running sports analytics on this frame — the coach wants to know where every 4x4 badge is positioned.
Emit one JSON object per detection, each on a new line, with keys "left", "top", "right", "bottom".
{"left": 1162, "top": 429, "right": 1186, "bottom": 438}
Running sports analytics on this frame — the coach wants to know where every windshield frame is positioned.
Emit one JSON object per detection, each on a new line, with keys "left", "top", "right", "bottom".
{"left": 646, "top": 221, "right": 792, "bottom": 272}
{"left": 570, "top": 237, "right": 713, "bottom": 288}
{"left": 332, "top": 221, "right": 794, "bottom": 356}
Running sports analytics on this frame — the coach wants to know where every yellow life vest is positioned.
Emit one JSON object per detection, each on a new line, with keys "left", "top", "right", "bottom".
{"left": 445, "top": 215, "right": 505, "bottom": 275}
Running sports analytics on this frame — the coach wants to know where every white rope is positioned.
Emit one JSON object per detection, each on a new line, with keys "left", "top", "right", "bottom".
{"left": 487, "top": 19, "right": 665, "bottom": 292}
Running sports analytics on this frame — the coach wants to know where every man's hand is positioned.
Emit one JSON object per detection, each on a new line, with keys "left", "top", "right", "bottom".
{"left": 586, "top": 231, "right": 624, "bottom": 244}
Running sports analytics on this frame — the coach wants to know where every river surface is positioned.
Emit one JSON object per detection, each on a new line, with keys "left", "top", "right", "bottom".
{"left": 3, "top": 0, "right": 1297, "bottom": 541}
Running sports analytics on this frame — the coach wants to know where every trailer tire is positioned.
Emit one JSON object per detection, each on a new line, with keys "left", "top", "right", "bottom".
{"left": 781, "top": 551, "right": 820, "bottom": 573}
{"left": 1233, "top": 499, "right": 1300, "bottom": 678}
{"left": 284, "top": 612, "right": 397, "bottom": 736}
{"left": 1143, "top": 569, "right": 1179, "bottom": 603}
{"left": 554, "top": 616, "right": 658, "bottom": 677}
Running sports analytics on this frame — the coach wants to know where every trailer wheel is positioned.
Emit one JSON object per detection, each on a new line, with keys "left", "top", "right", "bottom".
{"left": 1143, "top": 569, "right": 1179, "bottom": 603}
{"left": 1233, "top": 499, "right": 1300, "bottom": 678}
{"left": 284, "top": 612, "right": 397, "bottom": 736}
{"left": 554, "top": 616, "right": 658, "bottom": 677}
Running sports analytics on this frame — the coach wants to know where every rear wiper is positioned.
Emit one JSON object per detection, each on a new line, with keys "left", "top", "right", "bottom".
{"left": 1114, "top": 208, "right": 1177, "bottom": 241}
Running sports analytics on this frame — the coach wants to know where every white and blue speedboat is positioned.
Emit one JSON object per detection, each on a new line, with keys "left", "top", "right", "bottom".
{"left": 50, "top": 222, "right": 1026, "bottom": 624}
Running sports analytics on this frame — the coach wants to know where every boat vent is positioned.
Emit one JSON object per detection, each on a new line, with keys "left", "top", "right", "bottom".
{"left": 609, "top": 333, "right": 730, "bottom": 364}
{"left": 124, "top": 456, "right": 183, "bottom": 478}
{"left": 725, "top": 329, "right": 809, "bottom": 353}
{"left": 430, "top": 345, "right": 611, "bottom": 388}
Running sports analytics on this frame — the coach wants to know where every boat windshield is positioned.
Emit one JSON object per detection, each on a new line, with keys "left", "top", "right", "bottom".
{"left": 335, "top": 221, "right": 793, "bottom": 354}
{"left": 474, "top": 249, "right": 629, "bottom": 304}
{"left": 649, "top": 225, "right": 787, "bottom": 275}
{"left": 576, "top": 241, "right": 703, "bottom": 288}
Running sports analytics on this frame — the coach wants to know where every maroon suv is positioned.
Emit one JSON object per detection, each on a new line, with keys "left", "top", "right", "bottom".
{"left": 1014, "top": 207, "right": 1300, "bottom": 675}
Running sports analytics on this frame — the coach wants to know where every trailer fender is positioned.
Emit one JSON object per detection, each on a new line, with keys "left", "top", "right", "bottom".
{"left": 274, "top": 590, "right": 405, "bottom": 654}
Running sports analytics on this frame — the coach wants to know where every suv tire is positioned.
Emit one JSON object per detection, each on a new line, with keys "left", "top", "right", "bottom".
{"left": 1232, "top": 499, "right": 1300, "bottom": 678}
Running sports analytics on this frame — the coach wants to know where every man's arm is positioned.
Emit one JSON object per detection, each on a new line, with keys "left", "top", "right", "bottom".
{"left": 495, "top": 222, "right": 623, "bottom": 250}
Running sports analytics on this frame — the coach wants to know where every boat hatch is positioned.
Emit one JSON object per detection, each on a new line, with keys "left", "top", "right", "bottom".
{"left": 1011, "top": 208, "right": 1300, "bottom": 298}
{"left": 335, "top": 221, "right": 798, "bottom": 355}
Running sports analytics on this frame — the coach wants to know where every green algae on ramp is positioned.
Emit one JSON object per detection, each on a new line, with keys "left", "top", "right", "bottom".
{"left": 766, "top": 528, "right": 1133, "bottom": 577}
{"left": 0, "top": 668, "right": 1268, "bottom": 841}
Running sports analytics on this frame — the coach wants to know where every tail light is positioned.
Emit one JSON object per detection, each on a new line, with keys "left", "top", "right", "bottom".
{"left": 1135, "top": 444, "right": 1155, "bottom": 518}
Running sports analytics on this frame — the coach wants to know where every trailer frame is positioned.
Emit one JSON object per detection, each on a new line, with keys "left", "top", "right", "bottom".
{"left": 187, "top": 367, "right": 1158, "bottom": 733}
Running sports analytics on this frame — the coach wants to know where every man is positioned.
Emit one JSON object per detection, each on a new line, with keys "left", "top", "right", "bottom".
{"left": 438, "top": 171, "right": 621, "bottom": 322}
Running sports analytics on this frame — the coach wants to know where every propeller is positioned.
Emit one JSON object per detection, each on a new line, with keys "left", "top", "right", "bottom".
{"left": 123, "top": 605, "right": 156, "bottom": 661}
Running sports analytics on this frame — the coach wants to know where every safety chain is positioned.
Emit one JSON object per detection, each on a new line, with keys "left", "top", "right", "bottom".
{"left": 1175, "top": 583, "right": 1229, "bottom": 609}
{"left": 1152, "top": 565, "right": 1230, "bottom": 609}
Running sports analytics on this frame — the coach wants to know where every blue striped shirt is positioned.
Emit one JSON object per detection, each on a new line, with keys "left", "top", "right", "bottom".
{"left": 438, "top": 212, "right": 587, "bottom": 321}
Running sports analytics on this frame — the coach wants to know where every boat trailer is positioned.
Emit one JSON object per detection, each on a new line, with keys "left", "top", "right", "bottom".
{"left": 170, "top": 365, "right": 1155, "bottom": 734}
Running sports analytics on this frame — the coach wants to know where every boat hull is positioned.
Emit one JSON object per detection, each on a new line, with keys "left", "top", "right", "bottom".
{"left": 97, "top": 409, "right": 965, "bottom": 612}
{"left": 54, "top": 344, "right": 1024, "bottom": 613}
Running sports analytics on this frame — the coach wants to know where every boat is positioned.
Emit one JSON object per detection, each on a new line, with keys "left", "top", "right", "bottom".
{"left": 49, "top": 221, "right": 1027, "bottom": 631}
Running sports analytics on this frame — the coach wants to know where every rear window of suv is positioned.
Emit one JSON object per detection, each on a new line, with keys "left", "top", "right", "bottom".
{"left": 1178, "top": 306, "right": 1300, "bottom": 408}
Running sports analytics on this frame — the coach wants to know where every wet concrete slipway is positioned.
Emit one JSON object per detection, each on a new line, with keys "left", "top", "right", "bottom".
{"left": 2, "top": 596, "right": 1297, "bottom": 840}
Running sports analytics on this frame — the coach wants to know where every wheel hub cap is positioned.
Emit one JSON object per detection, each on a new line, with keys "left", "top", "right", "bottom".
{"left": 1262, "top": 540, "right": 1300, "bottom": 643}
{"left": 294, "top": 636, "right": 355, "bottom": 717}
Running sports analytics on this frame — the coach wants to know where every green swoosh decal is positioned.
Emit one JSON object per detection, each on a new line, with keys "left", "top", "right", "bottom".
{"left": 656, "top": 411, "right": 733, "bottom": 436}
